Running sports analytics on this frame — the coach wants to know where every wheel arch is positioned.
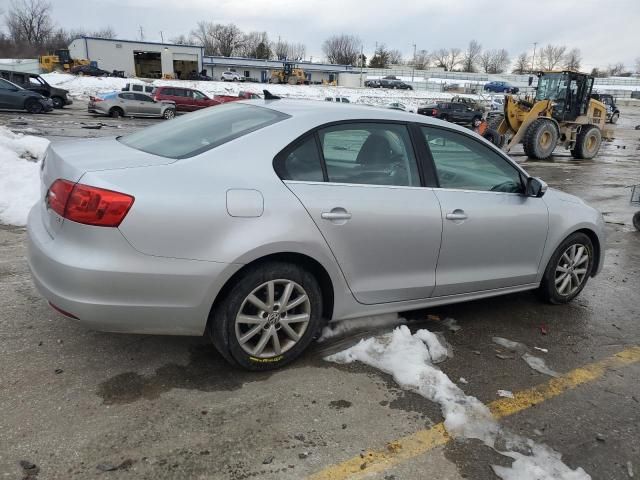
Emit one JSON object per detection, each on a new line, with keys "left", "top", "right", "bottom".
{"left": 109, "top": 106, "right": 124, "bottom": 116}
{"left": 573, "top": 228, "right": 601, "bottom": 277}
{"left": 206, "top": 251, "right": 335, "bottom": 331}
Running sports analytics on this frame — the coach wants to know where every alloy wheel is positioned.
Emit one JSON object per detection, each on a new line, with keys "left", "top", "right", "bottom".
{"left": 234, "top": 279, "right": 311, "bottom": 358}
{"left": 554, "top": 244, "right": 590, "bottom": 296}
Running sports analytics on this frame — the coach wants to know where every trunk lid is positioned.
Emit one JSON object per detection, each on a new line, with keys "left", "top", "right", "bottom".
{"left": 40, "top": 136, "right": 175, "bottom": 237}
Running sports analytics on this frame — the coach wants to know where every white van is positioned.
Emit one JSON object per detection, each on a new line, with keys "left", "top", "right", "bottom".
{"left": 122, "top": 83, "right": 155, "bottom": 95}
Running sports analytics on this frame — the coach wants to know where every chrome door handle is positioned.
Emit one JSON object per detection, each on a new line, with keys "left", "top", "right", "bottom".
{"left": 321, "top": 212, "right": 352, "bottom": 221}
{"left": 446, "top": 210, "right": 468, "bottom": 221}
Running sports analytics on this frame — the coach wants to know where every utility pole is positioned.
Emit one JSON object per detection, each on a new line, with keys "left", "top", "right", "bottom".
{"left": 531, "top": 42, "right": 538, "bottom": 73}
{"left": 160, "top": 31, "right": 164, "bottom": 43}
{"left": 412, "top": 43, "right": 416, "bottom": 82}
{"left": 360, "top": 43, "right": 364, "bottom": 87}
{"left": 139, "top": 26, "right": 144, "bottom": 41}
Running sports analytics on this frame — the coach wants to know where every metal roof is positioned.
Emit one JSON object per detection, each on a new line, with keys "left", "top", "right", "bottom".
{"left": 78, "top": 36, "right": 203, "bottom": 50}
{"left": 203, "top": 56, "right": 354, "bottom": 72}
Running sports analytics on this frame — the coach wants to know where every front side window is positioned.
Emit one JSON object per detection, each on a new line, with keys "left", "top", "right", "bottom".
{"left": 318, "top": 123, "right": 420, "bottom": 187}
{"left": 421, "top": 127, "right": 523, "bottom": 193}
{"left": 119, "top": 93, "right": 135, "bottom": 100}
{"left": 193, "top": 90, "right": 207, "bottom": 99}
{"left": 120, "top": 103, "right": 289, "bottom": 159}
{"left": 133, "top": 93, "right": 152, "bottom": 102}
{"left": 274, "top": 135, "right": 324, "bottom": 182}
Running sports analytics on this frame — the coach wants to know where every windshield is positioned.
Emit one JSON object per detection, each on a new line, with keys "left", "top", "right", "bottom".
{"left": 535, "top": 73, "right": 568, "bottom": 101}
{"left": 119, "top": 103, "right": 289, "bottom": 159}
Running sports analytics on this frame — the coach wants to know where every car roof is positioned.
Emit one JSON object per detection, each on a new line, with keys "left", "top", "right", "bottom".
{"left": 235, "top": 99, "right": 474, "bottom": 135}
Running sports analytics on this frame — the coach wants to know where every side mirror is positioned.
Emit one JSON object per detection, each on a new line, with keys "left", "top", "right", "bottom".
{"left": 526, "top": 177, "right": 548, "bottom": 197}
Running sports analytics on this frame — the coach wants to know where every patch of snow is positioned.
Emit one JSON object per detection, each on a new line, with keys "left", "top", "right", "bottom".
{"left": 327, "top": 326, "right": 590, "bottom": 479}
{"left": 442, "top": 317, "right": 462, "bottom": 332}
{"left": 0, "top": 127, "right": 49, "bottom": 226}
{"left": 497, "top": 390, "right": 514, "bottom": 398}
{"left": 534, "top": 347, "right": 549, "bottom": 353}
{"left": 318, "top": 313, "right": 405, "bottom": 342}
{"left": 459, "top": 377, "right": 468, "bottom": 384}
{"left": 492, "top": 336, "right": 526, "bottom": 352}
{"left": 522, "top": 353, "right": 559, "bottom": 378}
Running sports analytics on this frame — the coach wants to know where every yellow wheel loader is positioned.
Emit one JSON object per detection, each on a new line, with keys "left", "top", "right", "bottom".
{"left": 269, "top": 62, "right": 307, "bottom": 85}
{"left": 494, "top": 71, "right": 610, "bottom": 160}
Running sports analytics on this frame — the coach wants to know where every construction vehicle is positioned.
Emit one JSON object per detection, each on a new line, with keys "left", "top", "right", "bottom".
{"left": 39, "top": 49, "right": 89, "bottom": 73}
{"left": 269, "top": 62, "right": 307, "bottom": 85}
{"left": 494, "top": 71, "right": 609, "bottom": 160}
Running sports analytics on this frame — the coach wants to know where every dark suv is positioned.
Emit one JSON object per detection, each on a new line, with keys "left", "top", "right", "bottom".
{"left": 0, "top": 69, "right": 72, "bottom": 109}
{"left": 418, "top": 102, "right": 483, "bottom": 125}
{"left": 591, "top": 93, "right": 620, "bottom": 124}
{"left": 379, "top": 79, "right": 413, "bottom": 90}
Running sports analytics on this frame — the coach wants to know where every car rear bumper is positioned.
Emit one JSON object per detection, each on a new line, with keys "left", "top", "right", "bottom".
{"left": 26, "top": 205, "right": 239, "bottom": 336}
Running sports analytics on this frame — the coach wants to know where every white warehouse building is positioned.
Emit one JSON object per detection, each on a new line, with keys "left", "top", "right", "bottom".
{"left": 68, "top": 36, "right": 204, "bottom": 79}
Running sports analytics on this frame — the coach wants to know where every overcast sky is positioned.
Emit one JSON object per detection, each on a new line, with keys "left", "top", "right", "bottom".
{"left": 3, "top": 0, "right": 638, "bottom": 68}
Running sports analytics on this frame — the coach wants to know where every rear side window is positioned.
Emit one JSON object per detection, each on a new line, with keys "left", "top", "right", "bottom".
{"left": 119, "top": 103, "right": 289, "bottom": 159}
{"left": 131, "top": 84, "right": 143, "bottom": 92}
{"left": 274, "top": 136, "right": 324, "bottom": 182}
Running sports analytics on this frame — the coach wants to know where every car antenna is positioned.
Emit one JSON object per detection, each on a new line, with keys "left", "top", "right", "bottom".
{"left": 263, "top": 90, "right": 281, "bottom": 100}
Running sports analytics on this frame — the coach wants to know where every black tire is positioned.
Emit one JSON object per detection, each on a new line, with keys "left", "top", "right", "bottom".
{"left": 51, "top": 96, "right": 64, "bottom": 109}
{"left": 440, "top": 114, "right": 449, "bottom": 122}
{"left": 109, "top": 107, "right": 123, "bottom": 118}
{"left": 571, "top": 125, "right": 602, "bottom": 160}
{"left": 482, "top": 128, "right": 503, "bottom": 147}
{"left": 208, "top": 261, "right": 323, "bottom": 371}
{"left": 523, "top": 118, "right": 558, "bottom": 160}
{"left": 162, "top": 108, "right": 175, "bottom": 120}
{"left": 633, "top": 212, "right": 640, "bottom": 231}
{"left": 537, "top": 232, "right": 594, "bottom": 304}
{"left": 487, "top": 114, "right": 504, "bottom": 130}
{"left": 609, "top": 112, "right": 619, "bottom": 124}
{"left": 24, "top": 99, "right": 43, "bottom": 114}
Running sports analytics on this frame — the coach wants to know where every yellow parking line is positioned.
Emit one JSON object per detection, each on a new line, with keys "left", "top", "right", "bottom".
{"left": 308, "top": 345, "right": 640, "bottom": 480}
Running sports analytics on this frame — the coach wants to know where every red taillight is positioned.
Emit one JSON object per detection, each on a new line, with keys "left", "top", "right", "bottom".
{"left": 47, "top": 179, "right": 134, "bottom": 227}
{"left": 432, "top": 109, "right": 438, "bottom": 116}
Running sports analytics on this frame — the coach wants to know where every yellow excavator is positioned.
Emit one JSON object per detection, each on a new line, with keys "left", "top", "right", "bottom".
{"left": 270, "top": 62, "right": 307, "bottom": 85}
{"left": 493, "top": 71, "right": 610, "bottom": 159}
{"left": 39, "top": 49, "right": 89, "bottom": 73}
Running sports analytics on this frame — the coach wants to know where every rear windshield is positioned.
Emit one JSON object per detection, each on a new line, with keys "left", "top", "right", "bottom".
{"left": 119, "top": 103, "right": 289, "bottom": 159}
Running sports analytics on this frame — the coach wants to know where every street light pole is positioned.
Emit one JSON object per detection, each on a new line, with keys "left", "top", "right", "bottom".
{"left": 360, "top": 43, "right": 364, "bottom": 87}
{"left": 531, "top": 42, "right": 538, "bottom": 73}
{"left": 412, "top": 43, "right": 416, "bottom": 82}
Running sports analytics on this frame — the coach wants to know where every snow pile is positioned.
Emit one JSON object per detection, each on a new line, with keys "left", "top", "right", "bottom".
{"left": 0, "top": 127, "right": 49, "bottom": 226}
{"left": 326, "top": 326, "right": 590, "bottom": 479}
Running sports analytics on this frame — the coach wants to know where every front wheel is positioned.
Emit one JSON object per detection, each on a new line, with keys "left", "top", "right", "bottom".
{"left": 162, "top": 108, "right": 175, "bottom": 120}
{"left": 51, "top": 96, "right": 64, "bottom": 109}
{"left": 208, "top": 262, "right": 323, "bottom": 371}
{"left": 538, "top": 232, "right": 594, "bottom": 304}
{"left": 571, "top": 125, "right": 602, "bottom": 160}
{"left": 633, "top": 212, "right": 640, "bottom": 231}
{"left": 25, "top": 99, "right": 43, "bottom": 114}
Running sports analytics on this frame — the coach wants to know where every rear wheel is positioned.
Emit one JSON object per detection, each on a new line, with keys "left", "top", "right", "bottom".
{"left": 633, "top": 212, "right": 640, "bottom": 231}
{"left": 571, "top": 125, "right": 602, "bottom": 160}
{"left": 440, "top": 114, "right": 449, "bottom": 122}
{"left": 523, "top": 118, "right": 558, "bottom": 160}
{"left": 51, "top": 96, "right": 64, "bottom": 109}
{"left": 109, "top": 107, "right": 123, "bottom": 118}
{"left": 24, "top": 99, "right": 43, "bottom": 114}
{"left": 482, "top": 128, "right": 504, "bottom": 147}
{"left": 538, "top": 232, "right": 594, "bottom": 304}
{"left": 208, "top": 262, "right": 323, "bottom": 371}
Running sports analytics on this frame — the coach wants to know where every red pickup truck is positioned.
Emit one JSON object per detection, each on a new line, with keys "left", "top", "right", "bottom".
{"left": 213, "top": 91, "right": 262, "bottom": 103}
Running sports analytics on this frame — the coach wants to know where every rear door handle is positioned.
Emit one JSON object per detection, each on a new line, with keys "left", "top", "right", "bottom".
{"left": 321, "top": 212, "right": 352, "bottom": 221}
{"left": 446, "top": 209, "right": 468, "bottom": 221}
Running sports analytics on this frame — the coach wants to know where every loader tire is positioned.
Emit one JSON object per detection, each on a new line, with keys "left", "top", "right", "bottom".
{"left": 523, "top": 118, "right": 558, "bottom": 160}
{"left": 571, "top": 125, "right": 601, "bottom": 160}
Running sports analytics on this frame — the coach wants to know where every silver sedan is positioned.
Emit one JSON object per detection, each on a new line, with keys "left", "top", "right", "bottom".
{"left": 88, "top": 91, "right": 175, "bottom": 119}
{"left": 27, "top": 100, "right": 605, "bottom": 370}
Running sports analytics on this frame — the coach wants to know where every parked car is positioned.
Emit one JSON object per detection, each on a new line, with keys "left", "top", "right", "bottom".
{"left": 221, "top": 71, "right": 243, "bottom": 82}
{"left": 484, "top": 81, "right": 519, "bottom": 94}
{"left": 0, "top": 69, "right": 72, "bottom": 109}
{"left": 0, "top": 78, "right": 53, "bottom": 113}
{"left": 187, "top": 70, "right": 212, "bottom": 81}
{"left": 70, "top": 64, "right": 110, "bottom": 76}
{"left": 379, "top": 79, "right": 413, "bottom": 90}
{"left": 418, "top": 101, "right": 484, "bottom": 125}
{"left": 325, "top": 97, "right": 350, "bottom": 103}
{"left": 28, "top": 100, "right": 605, "bottom": 371}
{"left": 364, "top": 79, "right": 380, "bottom": 88}
{"left": 88, "top": 92, "right": 175, "bottom": 119}
{"left": 387, "top": 102, "right": 411, "bottom": 112}
{"left": 153, "top": 86, "right": 221, "bottom": 112}
{"left": 214, "top": 91, "right": 262, "bottom": 103}
{"left": 121, "top": 83, "right": 155, "bottom": 95}
{"left": 590, "top": 93, "right": 620, "bottom": 124}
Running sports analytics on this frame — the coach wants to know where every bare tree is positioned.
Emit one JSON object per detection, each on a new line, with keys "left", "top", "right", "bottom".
{"left": 538, "top": 44, "right": 566, "bottom": 70}
{"left": 211, "top": 23, "right": 243, "bottom": 57}
{"left": 287, "top": 42, "right": 306, "bottom": 61}
{"left": 190, "top": 21, "right": 217, "bottom": 55}
{"left": 322, "top": 34, "right": 360, "bottom": 65}
{"left": 563, "top": 48, "right": 581, "bottom": 71}
{"left": 369, "top": 44, "right": 390, "bottom": 68}
{"left": 432, "top": 48, "right": 462, "bottom": 71}
{"left": 414, "top": 49, "right": 430, "bottom": 70}
{"left": 92, "top": 26, "right": 116, "bottom": 39}
{"left": 388, "top": 49, "right": 403, "bottom": 65}
{"left": 479, "top": 49, "right": 510, "bottom": 74}
{"left": 512, "top": 52, "right": 529, "bottom": 74}
{"left": 6, "top": 0, "right": 54, "bottom": 46}
{"left": 608, "top": 62, "right": 627, "bottom": 76}
{"left": 461, "top": 39, "right": 482, "bottom": 72}
{"left": 273, "top": 38, "right": 288, "bottom": 60}
{"left": 170, "top": 34, "right": 190, "bottom": 45}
